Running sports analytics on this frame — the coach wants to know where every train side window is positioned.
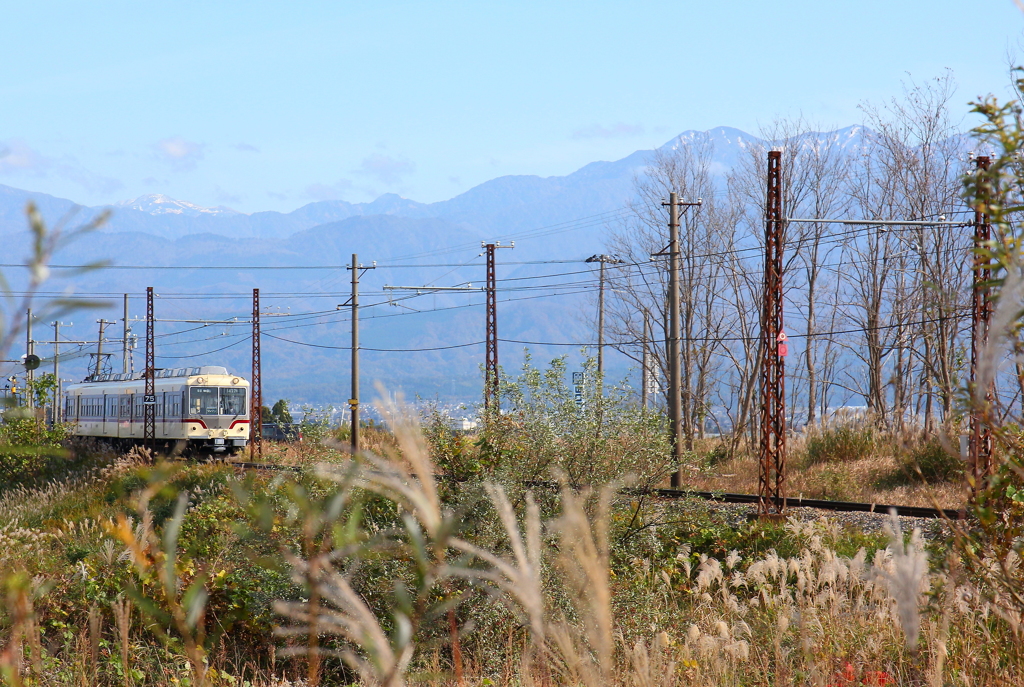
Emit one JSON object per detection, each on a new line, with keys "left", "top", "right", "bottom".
{"left": 172, "top": 393, "right": 181, "bottom": 418}
{"left": 134, "top": 394, "right": 142, "bottom": 419}
{"left": 108, "top": 396, "right": 117, "bottom": 419}
{"left": 120, "top": 395, "right": 130, "bottom": 419}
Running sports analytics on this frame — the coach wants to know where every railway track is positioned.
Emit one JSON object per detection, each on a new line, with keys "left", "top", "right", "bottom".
{"left": 647, "top": 488, "right": 959, "bottom": 520}
{"left": 220, "top": 462, "right": 959, "bottom": 520}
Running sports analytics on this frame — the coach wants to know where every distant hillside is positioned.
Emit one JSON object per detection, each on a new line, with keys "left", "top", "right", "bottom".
{"left": 0, "top": 125, "right": 885, "bottom": 407}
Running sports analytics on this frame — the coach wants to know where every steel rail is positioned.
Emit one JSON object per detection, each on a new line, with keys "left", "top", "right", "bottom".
{"left": 646, "top": 488, "right": 959, "bottom": 519}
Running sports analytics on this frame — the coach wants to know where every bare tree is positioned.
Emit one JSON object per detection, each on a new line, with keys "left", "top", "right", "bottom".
{"left": 855, "top": 73, "right": 971, "bottom": 431}
{"left": 606, "top": 135, "right": 732, "bottom": 449}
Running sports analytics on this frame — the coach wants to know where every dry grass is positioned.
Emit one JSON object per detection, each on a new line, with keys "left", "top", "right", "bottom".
{"left": 679, "top": 432, "right": 968, "bottom": 508}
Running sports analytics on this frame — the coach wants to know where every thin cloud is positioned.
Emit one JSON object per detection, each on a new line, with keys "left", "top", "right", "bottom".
{"left": 0, "top": 138, "right": 123, "bottom": 194}
{"left": 232, "top": 142, "right": 260, "bottom": 153}
{"left": 214, "top": 186, "right": 243, "bottom": 205}
{"left": 154, "top": 136, "right": 205, "bottom": 171}
{"left": 0, "top": 139, "right": 49, "bottom": 175}
{"left": 305, "top": 178, "right": 354, "bottom": 201}
{"left": 571, "top": 122, "right": 646, "bottom": 140}
{"left": 356, "top": 153, "right": 415, "bottom": 185}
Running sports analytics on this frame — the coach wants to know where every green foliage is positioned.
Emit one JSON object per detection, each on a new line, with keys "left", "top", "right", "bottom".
{"left": 805, "top": 425, "right": 874, "bottom": 465}
{"left": 957, "top": 76, "right": 1024, "bottom": 629}
{"left": 703, "top": 441, "right": 731, "bottom": 467}
{"left": 422, "top": 408, "right": 489, "bottom": 480}
{"left": 901, "top": 437, "right": 964, "bottom": 483}
{"left": 26, "top": 373, "right": 58, "bottom": 409}
{"left": 476, "top": 354, "right": 671, "bottom": 490}
{"left": 298, "top": 404, "right": 334, "bottom": 443}
{"left": 0, "top": 414, "right": 73, "bottom": 491}
{"left": 809, "top": 468, "right": 853, "bottom": 501}
{"left": 611, "top": 497, "right": 888, "bottom": 570}
{"left": 270, "top": 399, "right": 293, "bottom": 424}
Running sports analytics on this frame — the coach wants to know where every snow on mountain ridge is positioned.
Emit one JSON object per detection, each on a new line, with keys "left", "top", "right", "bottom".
{"left": 116, "top": 194, "right": 242, "bottom": 217}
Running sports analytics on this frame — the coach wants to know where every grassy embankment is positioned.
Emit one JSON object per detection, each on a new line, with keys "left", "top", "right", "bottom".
{"left": 0, "top": 399, "right": 1020, "bottom": 686}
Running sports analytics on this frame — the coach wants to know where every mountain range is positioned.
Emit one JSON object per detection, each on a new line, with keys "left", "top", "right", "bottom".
{"left": 0, "top": 126, "right": 853, "bottom": 410}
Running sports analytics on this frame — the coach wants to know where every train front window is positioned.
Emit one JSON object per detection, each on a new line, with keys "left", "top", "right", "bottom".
{"left": 220, "top": 388, "right": 246, "bottom": 415}
{"left": 189, "top": 387, "right": 219, "bottom": 415}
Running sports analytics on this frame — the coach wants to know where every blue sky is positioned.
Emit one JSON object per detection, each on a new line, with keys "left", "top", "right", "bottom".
{"left": 1, "top": 0, "right": 1021, "bottom": 213}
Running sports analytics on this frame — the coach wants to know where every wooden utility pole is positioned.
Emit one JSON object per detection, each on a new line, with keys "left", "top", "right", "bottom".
{"left": 93, "top": 319, "right": 113, "bottom": 379}
{"left": 586, "top": 254, "right": 624, "bottom": 380}
{"left": 641, "top": 314, "right": 650, "bottom": 409}
{"left": 52, "top": 321, "right": 60, "bottom": 423}
{"left": 26, "top": 309, "right": 34, "bottom": 409}
{"left": 123, "top": 294, "right": 130, "bottom": 374}
{"left": 665, "top": 195, "right": 682, "bottom": 486}
{"left": 659, "top": 195, "right": 700, "bottom": 487}
{"left": 351, "top": 254, "right": 361, "bottom": 454}
{"left": 348, "top": 254, "right": 376, "bottom": 454}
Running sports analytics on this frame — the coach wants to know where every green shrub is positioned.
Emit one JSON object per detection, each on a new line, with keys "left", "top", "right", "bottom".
{"left": 805, "top": 425, "right": 874, "bottom": 464}
{"left": 902, "top": 437, "right": 964, "bottom": 483}
{"left": 808, "top": 468, "right": 853, "bottom": 501}
{"left": 704, "top": 442, "right": 731, "bottom": 467}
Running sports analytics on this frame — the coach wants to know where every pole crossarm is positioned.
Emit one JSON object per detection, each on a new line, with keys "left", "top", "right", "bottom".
{"left": 384, "top": 285, "right": 484, "bottom": 292}
{"left": 785, "top": 218, "right": 968, "bottom": 227}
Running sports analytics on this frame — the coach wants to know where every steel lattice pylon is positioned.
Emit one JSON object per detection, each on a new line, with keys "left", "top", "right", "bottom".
{"left": 759, "top": 150, "right": 787, "bottom": 516}
{"left": 250, "top": 288, "right": 263, "bottom": 461}
{"left": 143, "top": 286, "right": 156, "bottom": 452}
{"left": 970, "top": 155, "right": 993, "bottom": 494}
{"left": 484, "top": 243, "right": 498, "bottom": 409}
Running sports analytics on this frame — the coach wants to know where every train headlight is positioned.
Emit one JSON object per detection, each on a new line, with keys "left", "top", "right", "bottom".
{"left": 232, "top": 378, "right": 240, "bottom": 384}
{"left": 196, "top": 376, "right": 206, "bottom": 384}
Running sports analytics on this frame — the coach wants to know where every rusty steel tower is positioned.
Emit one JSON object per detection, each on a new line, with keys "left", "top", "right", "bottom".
{"left": 484, "top": 243, "right": 498, "bottom": 409}
{"left": 759, "top": 150, "right": 787, "bottom": 516}
{"left": 144, "top": 287, "right": 156, "bottom": 452}
{"left": 969, "top": 155, "right": 993, "bottom": 493}
{"left": 482, "top": 242, "right": 514, "bottom": 408}
{"left": 250, "top": 288, "right": 263, "bottom": 461}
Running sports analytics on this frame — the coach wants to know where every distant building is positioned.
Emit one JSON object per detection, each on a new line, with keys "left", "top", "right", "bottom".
{"left": 449, "top": 417, "right": 478, "bottom": 433}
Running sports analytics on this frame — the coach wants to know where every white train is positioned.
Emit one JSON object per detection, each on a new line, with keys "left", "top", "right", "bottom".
{"left": 64, "top": 365, "right": 251, "bottom": 455}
